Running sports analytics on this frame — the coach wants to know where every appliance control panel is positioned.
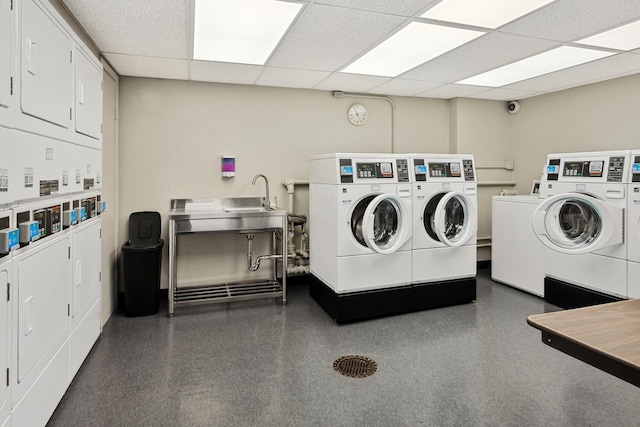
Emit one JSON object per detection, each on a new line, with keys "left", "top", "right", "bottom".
{"left": 396, "top": 159, "right": 409, "bottom": 183}
{"left": 632, "top": 155, "right": 640, "bottom": 183}
{"left": 413, "top": 159, "right": 471, "bottom": 181}
{"left": 546, "top": 156, "right": 626, "bottom": 182}
{"left": 0, "top": 215, "right": 19, "bottom": 256}
{"left": 463, "top": 160, "right": 475, "bottom": 181}
{"left": 355, "top": 162, "right": 394, "bottom": 179}
{"left": 339, "top": 159, "right": 354, "bottom": 184}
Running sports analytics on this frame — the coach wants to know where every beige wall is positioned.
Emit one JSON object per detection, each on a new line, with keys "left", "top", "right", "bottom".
{"left": 118, "top": 72, "right": 640, "bottom": 289}
{"left": 509, "top": 73, "right": 640, "bottom": 194}
{"left": 450, "top": 98, "right": 514, "bottom": 261}
{"left": 118, "top": 78, "right": 451, "bottom": 288}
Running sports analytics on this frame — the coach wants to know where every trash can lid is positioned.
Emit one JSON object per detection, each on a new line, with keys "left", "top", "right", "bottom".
{"left": 129, "top": 211, "right": 161, "bottom": 247}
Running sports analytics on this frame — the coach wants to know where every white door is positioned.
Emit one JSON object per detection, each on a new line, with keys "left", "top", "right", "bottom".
{"left": 0, "top": 0, "right": 12, "bottom": 114}
{"left": 72, "top": 220, "right": 101, "bottom": 320}
{"left": 74, "top": 47, "right": 102, "bottom": 144}
{"left": 422, "top": 191, "right": 476, "bottom": 247}
{"left": 16, "top": 236, "right": 70, "bottom": 382}
{"left": 357, "top": 194, "right": 410, "bottom": 254}
{"left": 0, "top": 261, "right": 10, "bottom": 423}
{"left": 533, "top": 193, "right": 624, "bottom": 254}
{"left": 20, "top": 0, "right": 73, "bottom": 129}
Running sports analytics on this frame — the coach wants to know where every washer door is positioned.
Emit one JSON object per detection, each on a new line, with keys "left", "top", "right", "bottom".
{"left": 532, "top": 193, "right": 623, "bottom": 254}
{"left": 424, "top": 191, "right": 476, "bottom": 247}
{"left": 358, "top": 194, "right": 410, "bottom": 254}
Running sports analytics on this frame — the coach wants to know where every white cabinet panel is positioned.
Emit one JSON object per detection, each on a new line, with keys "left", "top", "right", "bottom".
{"left": 0, "top": 259, "right": 11, "bottom": 425}
{"left": 74, "top": 47, "right": 102, "bottom": 148}
{"left": 14, "top": 235, "right": 70, "bottom": 383}
{"left": 0, "top": 0, "right": 15, "bottom": 127}
{"left": 71, "top": 144, "right": 101, "bottom": 193}
{"left": 0, "top": 127, "right": 15, "bottom": 205}
{"left": 18, "top": 0, "right": 73, "bottom": 140}
{"left": 14, "top": 131, "right": 73, "bottom": 201}
{"left": 69, "top": 297, "right": 99, "bottom": 380}
{"left": 71, "top": 219, "right": 100, "bottom": 320}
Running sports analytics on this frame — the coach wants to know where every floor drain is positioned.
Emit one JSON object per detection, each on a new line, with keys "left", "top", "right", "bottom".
{"left": 333, "top": 355, "right": 378, "bottom": 378}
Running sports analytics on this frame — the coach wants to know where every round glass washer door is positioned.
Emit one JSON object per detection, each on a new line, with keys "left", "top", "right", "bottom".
{"left": 423, "top": 191, "right": 476, "bottom": 247}
{"left": 349, "top": 193, "right": 410, "bottom": 255}
{"left": 532, "top": 193, "right": 623, "bottom": 254}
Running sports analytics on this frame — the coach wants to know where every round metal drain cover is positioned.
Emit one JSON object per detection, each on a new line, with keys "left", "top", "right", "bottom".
{"left": 333, "top": 355, "right": 378, "bottom": 378}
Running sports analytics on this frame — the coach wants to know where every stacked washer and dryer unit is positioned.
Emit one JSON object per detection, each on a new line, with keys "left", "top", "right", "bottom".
{"left": 533, "top": 151, "right": 630, "bottom": 308}
{"left": 309, "top": 153, "right": 478, "bottom": 323}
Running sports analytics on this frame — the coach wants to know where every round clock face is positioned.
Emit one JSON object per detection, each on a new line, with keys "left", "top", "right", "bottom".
{"left": 348, "top": 104, "right": 368, "bottom": 126}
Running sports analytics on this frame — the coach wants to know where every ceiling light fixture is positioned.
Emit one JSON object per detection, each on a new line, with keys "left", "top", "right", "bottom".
{"left": 457, "top": 46, "right": 616, "bottom": 87}
{"left": 193, "top": 0, "right": 303, "bottom": 65}
{"left": 341, "top": 22, "right": 484, "bottom": 77}
{"left": 574, "top": 19, "right": 640, "bottom": 51}
{"left": 420, "top": 0, "right": 555, "bottom": 29}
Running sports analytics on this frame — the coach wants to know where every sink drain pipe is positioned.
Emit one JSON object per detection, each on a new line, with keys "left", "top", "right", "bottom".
{"left": 246, "top": 234, "right": 284, "bottom": 271}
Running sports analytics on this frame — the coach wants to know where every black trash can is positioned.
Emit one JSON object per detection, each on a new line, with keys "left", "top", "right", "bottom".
{"left": 121, "top": 211, "right": 164, "bottom": 317}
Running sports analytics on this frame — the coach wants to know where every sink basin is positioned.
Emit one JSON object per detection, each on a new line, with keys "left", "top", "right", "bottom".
{"left": 170, "top": 198, "right": 286, "bottom": 233}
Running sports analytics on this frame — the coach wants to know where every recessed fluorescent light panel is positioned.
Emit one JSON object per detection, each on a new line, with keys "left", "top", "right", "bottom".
{"left": 457, "top": 46, "right": 615, "bottom": 87}
{"left": 193, "top": 0, "right": 302, "bottom": 65}
{"left": 575, "top": 20, "right": 640, "bottom": 51}
{"left": 421, "top": 0, "right": 555, "bottom": 29}
{"left": 341, "top": 22, "right": 484, "bottom": 77}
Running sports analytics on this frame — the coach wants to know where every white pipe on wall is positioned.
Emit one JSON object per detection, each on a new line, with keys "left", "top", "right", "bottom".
{"left": 333, "top": 91, "right": 396, "bottom": 153}
{"left": 282, "top": 179, "right": 309, "bottom": 213}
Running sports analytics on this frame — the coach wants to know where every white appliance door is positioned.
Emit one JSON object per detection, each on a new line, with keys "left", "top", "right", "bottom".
{"left": 426, "top": 192, "right": 476, "bottom": 247}
{"left": 532, "top": 193, "right": 623, "bottom": 254}
{"left": 361, "top": 193, "right": 410, "bottom": 254}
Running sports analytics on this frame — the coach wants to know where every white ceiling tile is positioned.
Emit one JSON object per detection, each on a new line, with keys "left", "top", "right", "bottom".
{"left": 190, "top": 61, "right": 263, "bottom": 85}
{"left": 256, "top": 67, "right": 331, "bottom": 89}
{"left": 402, "top": 32, "right": 559, "bottom": 83}
{"left": 268, "top": 4, "right": 406, "bottom": 71}
{"left": 314, "top": 73, "right": 390, "bottom": 92}
{"left": 368, "top": 79, "right": 442, "bottom": 96}
{"left": 104, "top": 54, "right": 188, "bottom": 80}
{"left": 62, "top": 0, "right": 187, "bottom": 58}
{"left": 313, "top": 0, "right": 441, "bottom": 17}
{"left": 467, "top": 88, "right": 538, "bottom": 101}
{"left": 506, "top": 52, "right": 640, "bottom": 92}
{"left": 416, "top": 84, "right": 488, "bottom": 99}
{"left": 500, "top": 0, "right": 640, "bottom": 43}
{"left": 62, "top": 0, "right": 640, "bottom": 100}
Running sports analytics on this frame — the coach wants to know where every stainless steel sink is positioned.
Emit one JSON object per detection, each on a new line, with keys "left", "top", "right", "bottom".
{"left": 168, "top": 196, "right": 288, "bottom": 315}
{"left": 170, "top": 197, "right": 287, "bottom": 233}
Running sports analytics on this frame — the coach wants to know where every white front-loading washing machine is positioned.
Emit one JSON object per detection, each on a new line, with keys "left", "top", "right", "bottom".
{"left": 533, "top": 150, "right": 630, "bottom": 308}
{"left": 626, "top": 151, "right": 640, "bottom": 298}
{"left": 309, "top": 153, "right": 412, "bottom": 322}
{"left": 409, "top": 154, "right": 477, "bottom": 310}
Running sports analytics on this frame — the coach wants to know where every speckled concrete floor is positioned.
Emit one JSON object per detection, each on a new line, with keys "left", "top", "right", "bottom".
{"left": 47, "top": 268, "right": 640, "bottom": 426}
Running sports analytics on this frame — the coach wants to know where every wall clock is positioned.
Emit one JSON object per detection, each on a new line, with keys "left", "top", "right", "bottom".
{"left": 348, "top": 104, "right": 367, "bottom": 126}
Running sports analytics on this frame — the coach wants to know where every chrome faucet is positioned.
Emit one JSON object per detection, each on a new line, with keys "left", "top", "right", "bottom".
{"left": 252, "top": 174, "right": 271, "bottom": 209}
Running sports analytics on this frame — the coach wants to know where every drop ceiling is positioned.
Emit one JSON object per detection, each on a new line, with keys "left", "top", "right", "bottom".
{"left": 61, "top": 0, "right": 640, "bottom": 100}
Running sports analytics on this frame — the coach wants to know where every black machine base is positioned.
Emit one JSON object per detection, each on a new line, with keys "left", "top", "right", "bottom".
{"left": 544, "top": 277, "right": 624, "bottom": 309}
{"left": 412, "top": 277, "right": 477, "bottom": 312}
{"left": 309, "top": 275, "right": 476, "bottom": 324}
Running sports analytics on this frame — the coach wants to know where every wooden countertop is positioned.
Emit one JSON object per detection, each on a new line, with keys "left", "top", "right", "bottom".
{"left": 527, "top": 299, "right": 640, "bottom": 387}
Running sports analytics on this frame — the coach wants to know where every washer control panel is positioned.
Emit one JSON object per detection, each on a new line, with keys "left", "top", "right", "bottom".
{"left": 546, "top": 156, "right": 626, "bottom": 182}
